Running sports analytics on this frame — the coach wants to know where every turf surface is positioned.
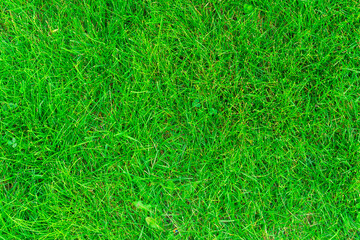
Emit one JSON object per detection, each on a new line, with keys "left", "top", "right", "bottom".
{"left": 0, "top": 0, "right": 360, "bottom": 239}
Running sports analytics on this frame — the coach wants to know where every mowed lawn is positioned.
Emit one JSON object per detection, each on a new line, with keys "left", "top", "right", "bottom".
{"left": 0, "top": 0, "right": 359, "bottom": 239}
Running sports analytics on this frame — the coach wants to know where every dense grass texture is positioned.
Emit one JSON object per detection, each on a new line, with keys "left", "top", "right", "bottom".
{"left": 1, "top": 0, "right": 360, "bottom": 239}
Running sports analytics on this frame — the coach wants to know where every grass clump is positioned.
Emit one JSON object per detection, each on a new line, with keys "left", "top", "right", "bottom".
{"left": 0, "top": 0, "right": 359, "bottom": 239}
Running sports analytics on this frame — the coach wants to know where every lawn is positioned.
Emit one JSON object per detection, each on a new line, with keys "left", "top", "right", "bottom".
{"left": 0, "top": 0, "right": 359, "bottom": 239}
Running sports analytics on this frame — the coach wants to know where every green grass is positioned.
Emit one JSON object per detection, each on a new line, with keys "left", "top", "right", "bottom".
{"left": 0, "top": 0, "right": 359, "bottom": 239}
